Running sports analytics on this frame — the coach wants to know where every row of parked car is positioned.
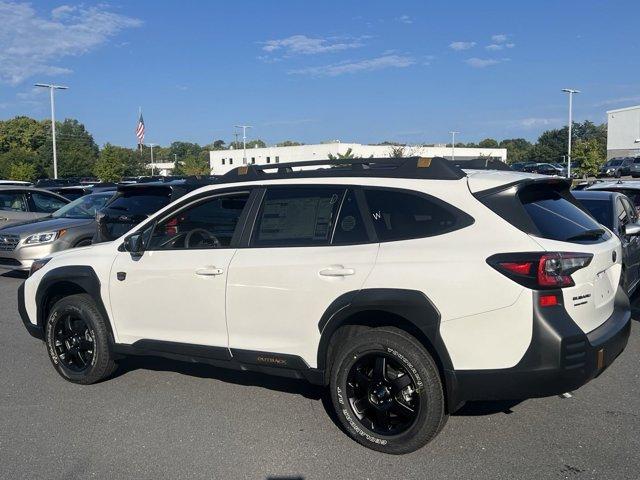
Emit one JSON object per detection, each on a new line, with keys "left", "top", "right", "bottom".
{"left": 0, "top": 176, "right": 216, "bottom": 272}
{"left": 510, "top": 157, "right": 640, "bottom": 179}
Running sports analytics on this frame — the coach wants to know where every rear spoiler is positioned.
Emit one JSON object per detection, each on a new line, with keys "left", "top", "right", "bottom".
{"left": 473, "top": 176, "right": 572, "bottom": 199}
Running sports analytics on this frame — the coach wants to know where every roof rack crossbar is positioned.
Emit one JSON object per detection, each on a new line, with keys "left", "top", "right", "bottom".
{"left": 221, "top": 156, "right": 465, "bottom": 182}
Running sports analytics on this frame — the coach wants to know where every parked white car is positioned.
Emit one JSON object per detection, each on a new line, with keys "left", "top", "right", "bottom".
{"left": 19, "top": 157, "right": 631, "bottom": 454}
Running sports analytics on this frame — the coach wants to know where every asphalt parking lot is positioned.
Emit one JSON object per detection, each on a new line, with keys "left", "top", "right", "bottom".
{"left": 0, "top": 273, "right": 638, "bottom": 480}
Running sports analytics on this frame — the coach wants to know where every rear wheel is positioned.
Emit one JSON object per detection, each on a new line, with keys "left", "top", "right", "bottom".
{"left": 329, "top": 327, "right": 447, "bottom": 454}
{"left": 44, "top": 294, "right": 116, "bottom": 384}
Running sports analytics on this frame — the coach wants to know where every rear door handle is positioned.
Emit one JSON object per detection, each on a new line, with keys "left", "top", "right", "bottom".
{"left": 319, "top": 267, "right": 355, "bottom": 277}
{"left": 195, "top": 267, "right": 224, "bottom": 276}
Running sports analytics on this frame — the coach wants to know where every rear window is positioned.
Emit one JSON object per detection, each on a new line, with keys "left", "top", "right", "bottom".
{"left": 519, "top": 186, "right": 608, "bottom": 242}
{"left": 105, "top": 191, "right": 171, "bottom": 216}
{"left": 575, "top": 199, "right": 613, "bottom": 229}
{"left": 479, "top": 183, "right": 611, "bottom": 243}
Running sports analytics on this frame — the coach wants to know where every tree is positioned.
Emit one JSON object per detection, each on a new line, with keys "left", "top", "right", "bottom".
{"left": 246, "top": 139, "right": 266, "bottom": 149}
{"left": 328, "top": 147, "right": 356, "bottom": 160}
{"left": 572, "top": 138, "right": 604, "bottom": 176}
{"left": 38, "top": 119, "right": 99, "bottom": 178}
{"left": 9, "top": 162, "right": 37, "bottom": 181}
{"left": 174, "top": 155, "right": 210, "bottom": 176}
{"left": 94, "top": 154, "right": 125, "bottom": 181}
{"left": 276, "top": 140, "right": 304, "bottom": 147}
{"left": 499, "top": 138, "right": 533, "bottom": 164}
{"left": 169, "top": 141, "right": 202, "bottom": 160}
{"left": 388, "top": 145, "right": 408, "bottom": 158}
{"left": 478, "top": 138, "right": 499, "bottom": 148}
{"left": 0, "top": 116, "right": 48, "bottom": 153}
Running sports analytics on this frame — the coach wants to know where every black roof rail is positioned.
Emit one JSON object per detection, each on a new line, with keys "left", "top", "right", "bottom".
{"left": 221, "top": 156, "right": 465, "bottom": 182}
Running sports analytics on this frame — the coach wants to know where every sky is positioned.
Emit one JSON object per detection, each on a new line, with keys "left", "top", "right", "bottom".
{"left": 1, "top": 0, "right": 639, "bottom": 148}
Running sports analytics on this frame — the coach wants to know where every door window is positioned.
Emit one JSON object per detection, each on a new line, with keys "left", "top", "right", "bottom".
{"left": 332, "top": 189, "right": 369, "bottom": 245}
{"left": 0, "top": 192, "right": 27, "bottom": 212}
{"left": 364, "top": 188, "right": 471, "bottom": 241}
{"left": 621, "top": 197, "right": 638, "bottom": 224}
{"left": 147, "top": 192, "right": 250, "bottom": 250}
{"left": 616, "top": 198, "right": 629, "bottom": 235}
{"left": 251, "top": 187, "right": 345, "bottom": 247}
{"left": 30, "top": 192, "right": 67, "bottom": 213}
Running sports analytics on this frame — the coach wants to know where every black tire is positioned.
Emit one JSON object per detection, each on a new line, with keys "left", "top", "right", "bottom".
{"left": 329, "top": 327, "right": 447, "bottom": 454}
{"left": 615, "top": 170, "right": 622, "bottom": 178}
{"left": 74, "top": 238, "right": 92, "bottom": 248}
{"left": 44, "top": 293, "right": 116, "bottom": 384}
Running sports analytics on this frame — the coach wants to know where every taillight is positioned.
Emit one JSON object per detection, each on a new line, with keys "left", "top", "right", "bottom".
{"left": 487, "top": 252, "right": 592, "bottom": 290}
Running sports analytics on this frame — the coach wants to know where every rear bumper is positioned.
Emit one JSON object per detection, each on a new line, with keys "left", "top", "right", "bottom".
{"left": 446, "top": 287, "right": 631, "bottom": 409}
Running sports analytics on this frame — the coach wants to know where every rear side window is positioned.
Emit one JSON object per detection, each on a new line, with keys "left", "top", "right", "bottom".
{"left": 364, "top": 188, "right": 473, "bottom": 242}
{"left": 30, "top": 192, "right": 67, "bottom": 213}
{"left": 518, "top": 185, "right": 609, "bottom": 242}
{"left": 106, "top": 191, "right": 171, "bottom": 216}
{"left": 252, "top": 187, "right": 344, "bottom": 247}
{"left": 576, "top": 199, "right": 613, "bottom": 229}
{"left": 0, "top": 192, "right": 27, "bottom": 212}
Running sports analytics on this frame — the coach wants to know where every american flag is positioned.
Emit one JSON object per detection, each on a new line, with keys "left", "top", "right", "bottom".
{"left": 135, "top": 111, "right": 145, "bottom": 145}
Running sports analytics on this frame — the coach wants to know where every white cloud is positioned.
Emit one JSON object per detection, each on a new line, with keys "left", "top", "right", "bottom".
{"left": 485, "top": 42, "right": 515, "bottom": 51}
{"left": 465, "top": 57, "right": 509, "bottom": 68}
{"left": 449, "top": 41, "right": 476, "bottom": 51}
{"left": 289, "top": 54, "right": 415, "bottom": 77}
{"left": 261, "top": 35, "right": 364, "bottom": 56}
{"left": 505, "top": 43, "right": 515, "bottom": 48}
{"left": 593, "top": 95, "right": 640, "bottom": 107}
{"left": 518, "top": 117, "right": 563, "bottom": 128}
{"left": 397, "top": 14, "right": 412, "bottom": 24}
{"left": 491, "top": 34, "right": 508, "bottom": 43}
{"left": 0, "top": 1, "right": 142, "bottom": 85}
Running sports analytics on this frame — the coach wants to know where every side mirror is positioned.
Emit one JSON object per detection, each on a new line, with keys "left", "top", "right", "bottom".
{"left": 624, "top": 223, "right": 640, "bottom": 236}
{"left": 123, "top": 233, "right": 144, "bottom": 254}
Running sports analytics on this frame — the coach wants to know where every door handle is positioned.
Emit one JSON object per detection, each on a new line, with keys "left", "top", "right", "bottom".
{"left": 195, "top": 267, "right": 224, "bottom": 276}
{"left": 319, "top": 267, "right": 355, "bottom": 277}
{"left": 0, "top": 217, "right": 8, "bottom": 221}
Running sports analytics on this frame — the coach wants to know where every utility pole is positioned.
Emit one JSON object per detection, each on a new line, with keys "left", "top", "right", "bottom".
{"left": 35, "top": 83, "right": 68, "bottom": 179}
{"left": 448, "top": 131, "right": 460, "bottom": 161}
{"left": 148, "top": 143, "right": 156, "bottom": 175}
{"left": 562, "top": 89, "right": 580, "bottom": 179}
{"left": 234, "top": 125, "right": 253, "bottom": 164}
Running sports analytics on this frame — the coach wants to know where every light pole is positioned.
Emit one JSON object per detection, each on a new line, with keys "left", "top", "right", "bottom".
{"left": 234, "top": 125, "right": 253, "bottom": 164}
{"left": 562, "top": 88, "right": 580, "bottom": 179}
{"left": 35, "top": 83, "right": 68, "bottom": 179}
{"left": 448, "top": 131, "right": 459, "bottom": 161}
{"left": 148, "top": 143, "right": 156, "bottom": 175}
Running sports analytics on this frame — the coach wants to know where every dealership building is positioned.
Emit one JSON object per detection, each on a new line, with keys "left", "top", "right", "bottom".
{"left": 607, "top": 105, "right": 640, "bottom": 159}
{"left": 208, "top": 142, "right": 507, "bottom": 175}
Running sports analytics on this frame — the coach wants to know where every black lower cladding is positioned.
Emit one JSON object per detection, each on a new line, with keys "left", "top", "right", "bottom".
{"left": 447, "top": 287, "right": 631, "bottom": 406}
{"left": 18, "top": 282, "right": 44, "bottom": 340}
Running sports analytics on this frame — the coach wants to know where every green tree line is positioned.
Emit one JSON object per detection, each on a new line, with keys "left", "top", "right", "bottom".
{"left": 0, "top": 116, "right": 609, "bottom": 182}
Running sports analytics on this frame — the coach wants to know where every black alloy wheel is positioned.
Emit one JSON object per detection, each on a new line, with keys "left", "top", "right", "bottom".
{"left": 52, "top": 314, "right": 95, "bottom": 372}
{"left": 346, "top": 353, "right": 420, "bottom": 435}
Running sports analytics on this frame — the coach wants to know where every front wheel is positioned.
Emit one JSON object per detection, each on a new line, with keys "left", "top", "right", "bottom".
{"left": 329, "top": 327, "right": 447, "bottom": 454}
{"left": 44, "top": 293, "right": 116, "bottom": 384}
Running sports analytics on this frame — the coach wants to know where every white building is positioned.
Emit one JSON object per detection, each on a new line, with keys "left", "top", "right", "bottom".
{"left": 209, "top": 142, "right": 507, "bottom": 175}
{"left": 607, "top": 105, "right": 640, "bottom": 159}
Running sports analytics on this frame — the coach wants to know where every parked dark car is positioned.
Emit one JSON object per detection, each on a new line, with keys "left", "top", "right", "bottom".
{"left": 586, "top": 180, "right": 640, "bottom": 213}
{"left": 93, "top": 179, "right": 215, "bottom": 243}
{"left": 599, "top": 158, "right": 633, "bottom": 178}
{"left": 47, "top": 183, "right": 118, "bottom": 201}
{"left": 573, "top": 190, "right": 640, "bottom": 294}
{"left": 628, "top": 157, "right": 640, "bottom": 177}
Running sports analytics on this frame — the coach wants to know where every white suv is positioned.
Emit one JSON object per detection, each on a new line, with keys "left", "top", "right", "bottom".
{"left": 18, "top": 157, "right": 631, "bottom": 454}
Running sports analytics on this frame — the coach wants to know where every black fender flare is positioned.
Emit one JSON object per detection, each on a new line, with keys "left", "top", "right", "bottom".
{"left": 35, "top": 266, "right": 115, "bottom": 341}
{"left": 316, "top": 288, "right": 453, "bottom": 373}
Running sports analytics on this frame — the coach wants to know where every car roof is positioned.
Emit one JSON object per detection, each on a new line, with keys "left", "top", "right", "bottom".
{"left": 572, "top": 190, "right": 618, "bottom": 200}
{"left": 587, "top": 181, "right": 640, "bottom": 191}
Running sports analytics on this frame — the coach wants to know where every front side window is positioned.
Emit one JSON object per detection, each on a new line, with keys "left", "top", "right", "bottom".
{"left": 147, "top": 192, "right": 249, "bottom": 250}
{"left": 252, "top": 187, "right": 344, "bottom": 247}
{"left": 364, "top": 188, "right": 468, "bottom": 242}
{"left": 30, "top": 192, "right": 67, "bottom": 213}
{"left": 0, "top": 192, "right": 27, "bottom": 212}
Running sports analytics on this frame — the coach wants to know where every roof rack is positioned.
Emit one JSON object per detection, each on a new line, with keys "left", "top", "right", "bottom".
{"left": 221, "top": 156, "right": 465, "bottom": 183}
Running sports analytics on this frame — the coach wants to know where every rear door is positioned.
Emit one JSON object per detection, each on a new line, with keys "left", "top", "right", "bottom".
{"left": 27, "top": 191, "right": 69, "bottom": 218}
{"left": 226, "top": 186, "right": 378, "bottom": 366}
{"left": 0, "top": 191, "right": 31, "bottom": 226}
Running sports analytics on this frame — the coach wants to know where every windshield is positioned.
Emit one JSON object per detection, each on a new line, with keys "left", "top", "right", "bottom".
{"left": 52, "top": 193, "right": 114, "bottom": 219}
{"left": 607, "top": 160, "right": 623, "bottom": 166}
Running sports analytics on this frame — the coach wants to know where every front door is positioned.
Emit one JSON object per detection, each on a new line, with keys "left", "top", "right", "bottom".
{"left": 109, "top": 190, "right": 252, "bottom": 347}
{"left": 620, "top": 196, "right": 640, "bottom": 290}
{"left": 226, "top": 186, "right": 378, "bottom": 366}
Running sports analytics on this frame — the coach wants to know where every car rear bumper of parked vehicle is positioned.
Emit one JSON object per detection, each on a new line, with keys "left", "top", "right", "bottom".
{"left": 445, "top": 287, "right": 631, "bottom": 410}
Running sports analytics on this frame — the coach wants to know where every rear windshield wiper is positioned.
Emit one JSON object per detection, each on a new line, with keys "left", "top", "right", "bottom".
{"left": 566, "top": 228, "right": 605, "bottom": 241}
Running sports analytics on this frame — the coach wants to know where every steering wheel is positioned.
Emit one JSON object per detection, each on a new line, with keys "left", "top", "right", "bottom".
{"left": 185, "top": 228, "right": 221, "bottom": 249}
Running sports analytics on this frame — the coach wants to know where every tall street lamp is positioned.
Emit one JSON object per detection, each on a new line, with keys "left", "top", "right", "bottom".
{"left": 449, "top": 131, "right": 459, "bottom": 161}
{"left": 234, "top": 125, "right": 253, "bottom": 164}
{"left": 35, "top": 83, "right": 68, "bottom": 179}
{"left": 562, "top": 88, "right": 580, "bottom": 179}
